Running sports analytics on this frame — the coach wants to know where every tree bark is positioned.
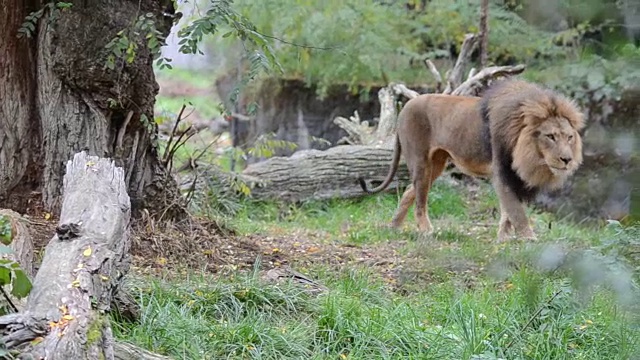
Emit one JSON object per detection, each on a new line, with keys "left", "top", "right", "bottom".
{"left": 479, "top": 0, "right": 490, "bottom": 68}
{"left": 0, "top": 152, "right": 167, "bottom": 359}
{"left": 0, "top": 1, "right": 40, "bottom": 211}
{"left": 243, "top": 146, "right": 410, "bottom": 201}
{"left": 0, "top": 0, "right": 185, "bottom": 220}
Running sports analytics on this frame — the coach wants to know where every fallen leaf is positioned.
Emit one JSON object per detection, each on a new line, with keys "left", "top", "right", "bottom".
{"left": 44, "top": 213, "right": 51, "bottom": 220}
{"left": 83, "top": 247, "right": 92, "bottom": 257}
{"left": 156, "top": 257, "right": 167, "bottom": 266}
{"left": 62, "top": 315, "right": 74, "bottom": 321}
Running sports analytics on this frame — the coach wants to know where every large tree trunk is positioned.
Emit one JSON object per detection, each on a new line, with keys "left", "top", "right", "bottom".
{"left": 0, "top": 152, "right": 169, "bottom": 359}
{"left": 0, "top": 0, "right": 41, "bottom": 210}
{"left": 0, "top": 0, "right": 184, "bottom": 219}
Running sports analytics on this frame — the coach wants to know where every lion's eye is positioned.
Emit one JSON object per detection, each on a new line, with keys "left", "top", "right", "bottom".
{"left": 546, "top": 134, "right": 556, "bottom": 141}
{"left": 568, "top": 135, "right": 574, "bottom": 141}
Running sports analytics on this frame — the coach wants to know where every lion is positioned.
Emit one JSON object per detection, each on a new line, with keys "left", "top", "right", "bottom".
{"left": 357, "top": 79, "right": 585, "bottom": 242}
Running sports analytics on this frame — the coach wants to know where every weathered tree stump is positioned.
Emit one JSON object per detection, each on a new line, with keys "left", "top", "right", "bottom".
{"left": 0, "top": 152, "right": 168, "bottom": 359}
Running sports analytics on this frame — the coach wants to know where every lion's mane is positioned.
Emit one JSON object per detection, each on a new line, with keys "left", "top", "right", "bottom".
{"left": 481, "top": 79, "right": 585, "bottom": 201}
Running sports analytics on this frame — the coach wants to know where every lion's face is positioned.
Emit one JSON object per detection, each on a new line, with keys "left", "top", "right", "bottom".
{"left": 534, "top": 117, "right": 582, "bottom": 176}
{"left": 512, "top": 115, "right": 583, "bottom": 190}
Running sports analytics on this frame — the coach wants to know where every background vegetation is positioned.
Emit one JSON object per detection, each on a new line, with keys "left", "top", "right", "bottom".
{"left": 123, "top": 0, "right": 640, "bottom": 358}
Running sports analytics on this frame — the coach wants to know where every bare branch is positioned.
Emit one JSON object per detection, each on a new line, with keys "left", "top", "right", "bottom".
{"left": 390, "top": 83, "right": 419, "bottom": 100}
{"left": 373, "top": 86, "right": 399, "bottom": 144}
{"left": 333, "top": 111, "right": 375, "bottom": 145}
{"left": 424, "top": 59, "right": 443, "bottom": 92}
{"left": 452, "top": 64, "right": 526, "bottom": 96}
{"left": 163, "top": 104, "right": 187, "bottom": 165}
{"left": 444, "top": 33, "right": 479, "bottom": 94}
{"left": 467, "top": 67, "right": 477, "bottom": 80}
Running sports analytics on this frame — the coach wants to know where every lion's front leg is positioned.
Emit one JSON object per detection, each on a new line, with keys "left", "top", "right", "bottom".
{"left": 497, "top": 211, "right": 513, "bottom": 242}
{"left": 493, "top": 176, "right": 536, "bottom": 242}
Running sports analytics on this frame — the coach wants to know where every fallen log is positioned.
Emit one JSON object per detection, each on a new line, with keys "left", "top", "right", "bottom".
{"left": 243, "top": 145, "right": 411, "bottom": 201}
{"left": 0, "top": 152, "right": 168, "bottom": 359}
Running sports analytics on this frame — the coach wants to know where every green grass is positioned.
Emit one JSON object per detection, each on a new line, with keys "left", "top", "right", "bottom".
{"left": 114, "top": 261, "right": 639, "bottom": 359}
{"left": 116, "top": 177, "right": 640, "bottom": 359}
{"left": 155, "top": 67, "right": 217, "bottom": 90}
{"left": 154, "top": 67, "right": 223, "bottom": 121}
{"left": 231, "top": 181, "right": 467, "bottom": 245}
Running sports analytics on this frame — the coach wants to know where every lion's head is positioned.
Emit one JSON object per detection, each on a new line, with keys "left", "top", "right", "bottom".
{"left": 487, "top": 80, "right": 585, "bottom": 191}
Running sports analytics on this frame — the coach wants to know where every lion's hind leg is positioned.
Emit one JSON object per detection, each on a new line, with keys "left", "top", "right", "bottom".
{"left": 391, "top": 184, "right": 415, "bottom": 229}
{"left": 412, "top": 150, "right": 449, "bottom": 234}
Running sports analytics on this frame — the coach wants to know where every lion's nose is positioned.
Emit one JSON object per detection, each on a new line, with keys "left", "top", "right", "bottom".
{"left": 560, "top": 156, "right": 571, "bottom": 165}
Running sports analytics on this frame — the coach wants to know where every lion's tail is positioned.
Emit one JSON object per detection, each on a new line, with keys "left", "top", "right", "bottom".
{"left": 357, "top": 135, "right": 402, "bottom": 194}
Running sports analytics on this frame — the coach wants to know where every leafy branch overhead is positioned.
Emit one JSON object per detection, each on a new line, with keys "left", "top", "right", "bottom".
{"left": 216, "top": 0, "right": 574, "bottom": 96}
{"left": 100, "top": 0, "right": 283, "bottom": 103}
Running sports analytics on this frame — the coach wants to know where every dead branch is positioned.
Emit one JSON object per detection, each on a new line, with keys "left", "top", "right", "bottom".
{"left": 451, "top": 64, "right": 526, "bottom": 96}
{"left": 373, "top": 86, "right": 400, "bottom": 144}
{"left": 443, "top": 33, "right": 479, "bottom": 94}
{"left": 424, "top": 59, "right": 443, "bottom": 92}
{"left": 333, "top": 111, "right": 375, "bottom": 145}
{"left": 391, "top": 83, "right": 420, "bottom": 100}
{"left": 162, "top": 105, "right": 187, "bottom": 165}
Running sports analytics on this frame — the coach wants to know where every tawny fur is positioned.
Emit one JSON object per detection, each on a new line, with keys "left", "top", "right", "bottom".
{"left": 485, "top": 79, "right": 585, "bottom": 191}
{"left": 358, "top": 79, "right": 585, "bottom": 242}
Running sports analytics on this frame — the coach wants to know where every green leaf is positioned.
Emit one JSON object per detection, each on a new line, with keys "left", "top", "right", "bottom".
{"left": 0, "top": 267, "right": 11, "bottom": 286}
{"left": 11, "top": 269, "right": 32, "bottom": 299}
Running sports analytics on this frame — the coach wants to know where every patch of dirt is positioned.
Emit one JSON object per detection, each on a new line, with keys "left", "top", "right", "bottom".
{"left": 128, "top": 216, "right": 409, "bottom": 285}
{"left": 16, "top": 208, "right": 483, "bottom": 291}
